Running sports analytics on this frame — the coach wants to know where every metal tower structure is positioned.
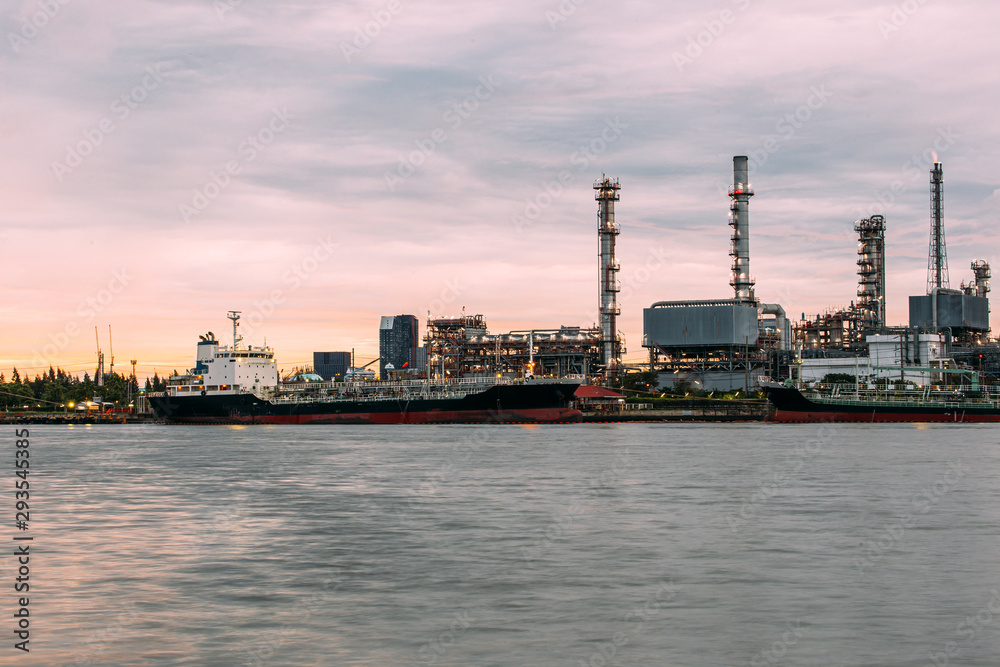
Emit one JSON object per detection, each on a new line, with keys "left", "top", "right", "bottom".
{"left": 227, "top": 310, "right": 243, "bottom": 350}
{"left": 971, "top": 260, "right": 991, "bottom": 298}
{"left": 729, "top": 156, "right": 756, "bottom": 303}
{"left": 108, "top": 325, "right": 115, "bottom": 377}
{"left": 926, "top": 162, "right": 949, "bottom": 292}
{"left": 94, "top": 326, "right": 104, "bottom": 386}
{"left": 854, "top": 214, "right": 886, "bottom": 331}
{"left": 129, "top": 358, "right": 137, "bottom": 403}
{"left": 595, "top": 176, "right": 622, "bottom": 372}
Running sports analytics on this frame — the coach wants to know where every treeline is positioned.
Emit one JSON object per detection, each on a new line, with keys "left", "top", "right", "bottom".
{"left": 0, "top": 367, "right": 171, "bottom": 410}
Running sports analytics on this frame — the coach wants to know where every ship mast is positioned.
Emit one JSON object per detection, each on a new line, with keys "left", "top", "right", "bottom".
{"left": 227, "top": 311, "right": 242, "bottom": 350}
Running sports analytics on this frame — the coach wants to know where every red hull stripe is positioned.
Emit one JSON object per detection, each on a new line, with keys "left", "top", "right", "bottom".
{"left": 166, "top": 407, "right": 583, "bottom": 425}
{"left": 768, "top": 410, "right": 1000, "bottom": 423}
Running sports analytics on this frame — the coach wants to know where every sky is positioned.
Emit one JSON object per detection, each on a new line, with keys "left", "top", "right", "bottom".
{"left": 2, "top": 0, "right": 999, "bottom": 380}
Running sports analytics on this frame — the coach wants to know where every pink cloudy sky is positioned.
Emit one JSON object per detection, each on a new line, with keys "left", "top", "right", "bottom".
{"left": 2, "top": 0, "right": 999, "bottom": 380}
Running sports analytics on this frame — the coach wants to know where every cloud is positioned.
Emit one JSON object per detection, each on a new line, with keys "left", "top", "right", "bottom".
{"left": 3, "top": 0, "right": 999, "bottom": 373}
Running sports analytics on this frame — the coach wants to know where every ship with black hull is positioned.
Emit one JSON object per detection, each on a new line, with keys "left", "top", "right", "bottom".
{"left": 149, "top": 380, "right": 581, "bottom": 424}
{"left": 761, "top": 373, "right": 1000, "bottom": 423}
{"left": 148, "top": 313, "right": 582, "bottom": 425}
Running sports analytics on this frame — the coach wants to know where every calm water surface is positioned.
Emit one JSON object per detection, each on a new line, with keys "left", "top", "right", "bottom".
{"left": 13, "top": 423, "right": 1000, "bottom": 665}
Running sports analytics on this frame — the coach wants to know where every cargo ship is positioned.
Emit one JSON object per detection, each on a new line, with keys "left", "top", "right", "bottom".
{"left": 148, "top": 315, "right": 582, "bottom": 424}
{"left": 761, "top": 372, "right": 1000, "bottom": 423}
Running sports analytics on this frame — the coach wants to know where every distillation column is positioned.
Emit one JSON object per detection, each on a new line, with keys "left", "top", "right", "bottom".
{"left": 927, "top": 162, "right": 950, "bottom": 292}
{"left": 855, "top": 214, "right": 886, "bottom": 331}
{"left": 971, "top": 260, "right": 991, "bottom": 298}
{"left": 729, "top": 156, "right": 756, "bottom": 302}
{"left": 595, "top": 177, "right": 622, "bottom": 372}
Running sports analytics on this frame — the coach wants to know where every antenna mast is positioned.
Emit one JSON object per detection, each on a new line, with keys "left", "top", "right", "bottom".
{"left": 227, "top": 311, "right": 243, "bottom": 350}
{"left": 926, "top": 162, "right": 949, "bottom": 292}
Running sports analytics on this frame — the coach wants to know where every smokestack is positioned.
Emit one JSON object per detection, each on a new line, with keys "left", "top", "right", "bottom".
{"left": 595, "top": 176, "right": 622, "bottom": 373}
{"left": 729, "top": 156, "right": 755, "bottom": 302}
{"left": 926, "top": 162, "right": 949, "bottom": 292}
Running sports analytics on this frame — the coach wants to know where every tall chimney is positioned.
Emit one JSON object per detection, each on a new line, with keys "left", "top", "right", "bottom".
{"left": 729, "top": 156, "right": 755, "bottom": 302}
{"left": 595, "top": 176, "right": 622, "bottom": 373}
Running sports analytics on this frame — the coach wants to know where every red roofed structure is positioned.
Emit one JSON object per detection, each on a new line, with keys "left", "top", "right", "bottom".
{"left": 574, "top": 385, "right": 626, "bottom": 411}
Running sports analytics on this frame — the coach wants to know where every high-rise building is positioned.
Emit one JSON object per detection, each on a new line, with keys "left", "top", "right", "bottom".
{"left": 379, "top": 315, "right": 419, "bottom": 377}
{"left": 313, "top": 351, "right": 351, "bottom": 380}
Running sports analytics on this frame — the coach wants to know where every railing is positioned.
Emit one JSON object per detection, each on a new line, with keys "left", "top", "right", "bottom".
{"left": 265, "top": 376, "right": 521, "bottom": 404}
{"left": 801, "top": 382, "right": 1000, "bottom": 409}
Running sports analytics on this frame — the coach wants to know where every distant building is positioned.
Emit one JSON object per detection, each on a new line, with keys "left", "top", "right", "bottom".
{"left": 313, "top": 351, "right": 351, "bottom": 380}
{"left": 379, "top": 315, "right": 419, "bottom": 377}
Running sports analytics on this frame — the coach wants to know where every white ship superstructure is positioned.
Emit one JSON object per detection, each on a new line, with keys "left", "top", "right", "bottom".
{"left": 166, "top": 312, "right": 278, "bottom": 397}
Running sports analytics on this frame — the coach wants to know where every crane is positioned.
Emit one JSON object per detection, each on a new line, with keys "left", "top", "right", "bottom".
{"left": 108, "top": 325, "right": 115, "bottom": 377}
{"left": 346, "top": 357, "right": 380, "bottom": 378}
{"left": 94, "top": 326, "right": 105, "bottom": 386}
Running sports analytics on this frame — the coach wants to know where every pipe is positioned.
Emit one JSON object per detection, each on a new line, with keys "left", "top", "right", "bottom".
{"left": 529, "top": 330, "right": 534, "bottom": 373}
{"left": 931, "top": 286, "right": 939, "bottom": 330}
{"left": 760, "top": 303, "right": 788, "bottom": 350}
{"left": 650, "top": 298, "right": 750, "bottom": 308}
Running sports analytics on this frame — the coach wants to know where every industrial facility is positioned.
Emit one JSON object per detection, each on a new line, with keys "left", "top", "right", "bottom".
{"left": 422, "top": 313, "right": 602, "bottom": 379}
{"left": 790, "top": 161, "right": 994, "bottom": 383}
{"left": 642, "top": 156, "right": 791, "bottom": 392}
{"left": 419, "top": 177, "right": 626, "bottom": 382}
{"left": 793, "top": 214, "right": 887, "bottom": 351}
{"left": 638, "top": 156, "right": 996, "bottom": 391}
{"left": 303, "top": 156, "right": 994, "bottom": 390}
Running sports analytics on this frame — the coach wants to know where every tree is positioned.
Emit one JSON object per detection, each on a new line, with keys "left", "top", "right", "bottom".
{"left": 822, "top": 373, "right": 856, "bottom": 385}
{"left": 148, "top": 373, "right": 167, "bottom": 392}
{"left": 42, "top": 382, "right": 65, "bottom": 407}
{"left": 613, "top": 370, "right": 660, "bottom": 393}
{"left": 0, "top": 383, "right": 34, "bottom": 409}
{"left": 28, "top": 374, "right": 44, "bottom": 398}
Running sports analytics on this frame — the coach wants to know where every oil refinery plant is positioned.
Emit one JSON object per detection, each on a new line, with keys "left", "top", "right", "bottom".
{"left": 416, "top": 177, "right": 625, "bottom": 381}
{"left": 642, "top": 156, "right": 791, "bottom": 391}
{"left": 643, "top": 157, "right": 992, "bottom": 391}
{"left": 349, "top": 155, "right": 994, "bottom": 391}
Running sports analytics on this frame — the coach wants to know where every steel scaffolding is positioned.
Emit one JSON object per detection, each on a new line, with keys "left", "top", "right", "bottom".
{"left": 855, "top": 214, "right": 886, "bottom": 332}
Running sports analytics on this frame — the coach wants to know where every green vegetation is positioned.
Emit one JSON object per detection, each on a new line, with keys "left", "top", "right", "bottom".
{"left": 0, "top": 367, "right": 169, "bottom": 410}
{"left": 610, "top": 371, "right": 765, "bottom": 401}
{"left": 821, "top": 373, "right": 857, "bottom": 384}
{"left": 622, "top": 392, "right": 765, "bottom": 406}
{"left": 610, "top": 370, "right": 659, "bottom": 394}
